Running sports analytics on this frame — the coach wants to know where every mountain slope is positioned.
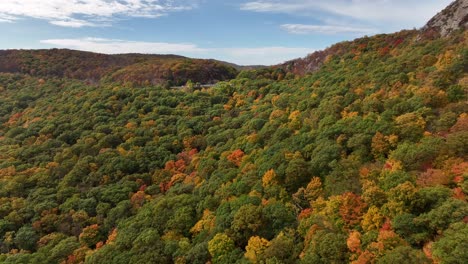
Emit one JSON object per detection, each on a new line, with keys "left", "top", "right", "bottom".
{"left": 279, "top": 0, "right": 467, "bottom": 76}
{"left": 0, "top": 2, "right": 466, "bottom": 264}
{"left": 278, "top": 30, "right": 417, "bottom": 76}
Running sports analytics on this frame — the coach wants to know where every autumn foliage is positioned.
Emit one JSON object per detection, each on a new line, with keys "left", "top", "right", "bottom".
{"left": 0, "top": 6, "right": 466, "bottom": 263}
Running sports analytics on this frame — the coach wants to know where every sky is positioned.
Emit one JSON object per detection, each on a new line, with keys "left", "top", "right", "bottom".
{"left": 0, "top": 0, "right": 454, "bottom": 65}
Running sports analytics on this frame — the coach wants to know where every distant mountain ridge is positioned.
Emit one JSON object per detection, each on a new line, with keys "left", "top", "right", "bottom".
{"left": 0, "top": 49, "right": 176, "bottom": 82}
{"left": 0, "top": 49, "right": 259, "bottom": 86}
{"left": 0, "top": 1, "right": 465, "bottom": 83}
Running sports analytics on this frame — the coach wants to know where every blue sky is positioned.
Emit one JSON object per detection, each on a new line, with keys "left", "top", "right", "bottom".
{"left": 0, "top": 0, "right": 453, "bottom": 65}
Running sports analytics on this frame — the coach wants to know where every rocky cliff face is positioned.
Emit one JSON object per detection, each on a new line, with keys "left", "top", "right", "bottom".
{"left": 422, "top": 0, "right": 468, "bottom": 37}
{"left": 278, "top": 48, "right": 334, "bottom": 76}
{"left": 422, "top": 0, "right": 467, "bottom": 37}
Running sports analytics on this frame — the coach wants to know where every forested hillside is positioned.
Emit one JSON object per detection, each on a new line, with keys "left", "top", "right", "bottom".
{"left": 0, "top": 49, "right": 238, "bottom": 86}
{"left": 0, "top": 3, "right": 467, "bottom": 264}
{"left": 280, "top": 0, "right": 467, "bottom": 76}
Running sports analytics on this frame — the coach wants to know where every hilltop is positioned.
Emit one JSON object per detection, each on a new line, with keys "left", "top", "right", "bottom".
{"left": 0, "top": 49, "right": 245, "bottom": 86}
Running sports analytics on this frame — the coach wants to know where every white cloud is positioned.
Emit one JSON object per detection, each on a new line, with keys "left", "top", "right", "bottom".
{"left": 281, "top": 24, "right": 377, "bottom": 35}
{"left": 0, "top": 13, "right": 17, "bottom": 22}
{"left": 241, "top": 0, "right": 454, "bottom": 29}
{"left": 49, "top": 19, "right": 99, "bottom": 28}
{"left": 241, "top": 1, "right": 302, "bottom": 13}
{"left": 221, "top": 47, "right": 312, "bottom": 57}
{"left": 40, "top": 37, "right": 207, "bottom": 54}
{"left": 0, "top": 0, "right": 197, "bottom": 27}
{"left": 0, "top": 18, "right": 13, "bottom": 23}
{"left": 218, "top": 47, "right": 314, "bottom": 65}
{"left": 39, "top": 37, "right": 314, "bottom": 65}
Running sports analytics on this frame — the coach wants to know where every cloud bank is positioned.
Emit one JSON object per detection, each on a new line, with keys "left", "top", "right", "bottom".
{"left": 40, "top": 37, "right": 314, "bottom": 65}
{"left": 0, "top": 0, "right": 197, "bottom": 27}
{"left": 281, "top": 24, "right": 377, "bottom": 35}
{"left": 242, "top": 0, "right": 453, "bottom": 33}
{"left": 41, "top": 37, "right": 206, "bottom": 54}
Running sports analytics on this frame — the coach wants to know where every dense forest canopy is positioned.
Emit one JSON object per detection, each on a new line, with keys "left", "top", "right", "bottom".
{"left": 0, "top": 2, "right": 467, "bottom": 264}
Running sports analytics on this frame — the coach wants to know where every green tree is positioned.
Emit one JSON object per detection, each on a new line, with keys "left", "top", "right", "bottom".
{"left": 302, "top": 230, "right": 348, "bottom": 264}
{"left": 376, "top": 246, "right": 429, "bottom": 264}
{"left": 433, "top": 222, "right": 468, "bottom": 264}
{"left": 231, "top": 204, "right": 263, "bottom": 244}
{"left": 208, "top": 233, "right": 236, "bottom": 263}
{"left": 14, "top": 225, "right": 39, "bottom": 251}
{"left": 284, "top": 154, "right": 311, "bottom": 192}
